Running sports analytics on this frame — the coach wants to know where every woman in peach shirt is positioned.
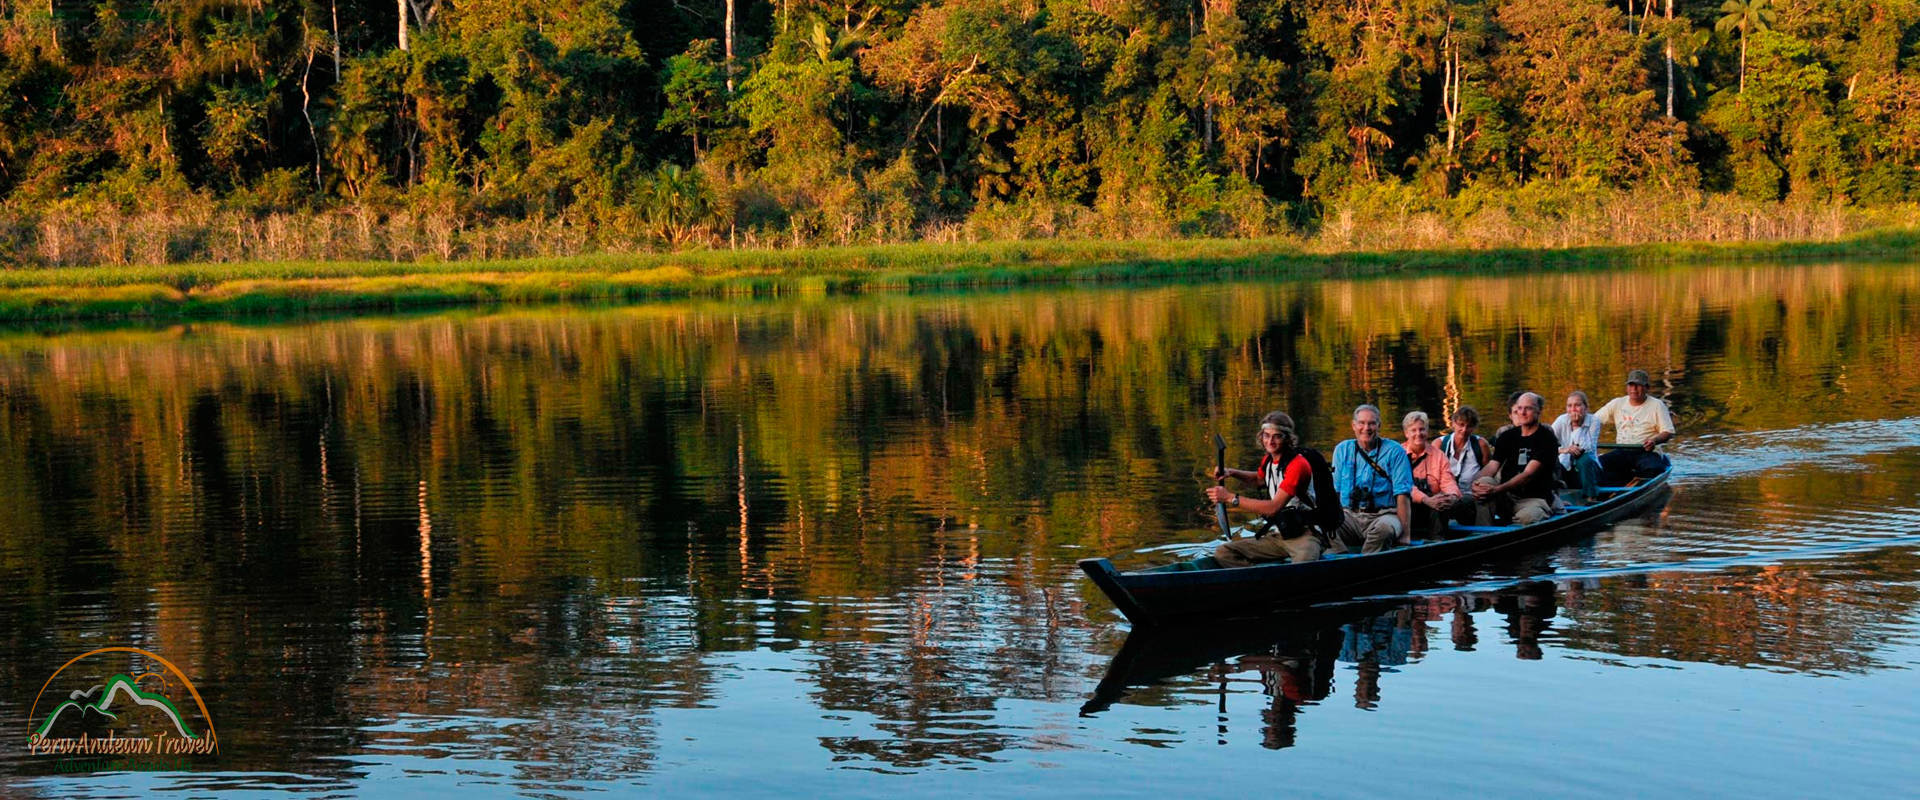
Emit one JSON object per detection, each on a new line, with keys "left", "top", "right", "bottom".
{"left": 1402, "top": 411, "right": 1462, "bottom": 539}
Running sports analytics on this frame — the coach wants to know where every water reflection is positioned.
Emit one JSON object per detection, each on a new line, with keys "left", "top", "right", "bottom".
{"left": 1084, "top": 569, "right": 1906, "bottom": 752}
{"left": 1083, "top": 587, "right": 1552, "bottom": 749}
{"left": 0, "top": 263, "right": 1916, "bottom": 792}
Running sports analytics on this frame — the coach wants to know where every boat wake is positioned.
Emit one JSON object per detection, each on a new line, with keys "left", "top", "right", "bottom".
{"left": 1669, "top": 416, "right": 1920, "bottom": 482}
{"left": 1390, "top": 526, "right": 1920, "bottom": 601}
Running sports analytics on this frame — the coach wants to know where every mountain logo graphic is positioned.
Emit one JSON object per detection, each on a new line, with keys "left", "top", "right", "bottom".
{"left": 25, "top": 646, "right": 217, "bottom": 759}
{"left": 33, "top": 673, "right": 197, "bottom": 739}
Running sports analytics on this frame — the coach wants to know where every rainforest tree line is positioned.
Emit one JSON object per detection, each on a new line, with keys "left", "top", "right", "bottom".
{"left": 0, "top": 0, "right": 1916, "bottom": 254}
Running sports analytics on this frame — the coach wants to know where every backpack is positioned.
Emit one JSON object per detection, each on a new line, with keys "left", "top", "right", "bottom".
{"left": 1269, "top": 447, "right": 1343, "bottom": 538}
{"left": 1439, "top": 431, "right": 1489, "bottom": 471}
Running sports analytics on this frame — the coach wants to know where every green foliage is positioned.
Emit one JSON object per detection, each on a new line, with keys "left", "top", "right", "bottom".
{"left": 0, "top": 0, "right": 1913, "bottom": 257}
{"left": 4, "top": 227, "right": 1918, "bottom": 321}
{"left": 635, "top": 164, "right": 714, "bottom": 246}
{"left": 1495, "top": 0, "right": 1690, "bottom": 186}
{"left": 329, "top": 51, "right": 410, "bottom": 202}
{"left": 660, "top": 40, "right": 730, "bottom": 158}
{"left": 1702, "top": 31, "right": 1837, "bottom": 201}
{"left": 1716, "top": 0, "right": 1777, "bottom": 38}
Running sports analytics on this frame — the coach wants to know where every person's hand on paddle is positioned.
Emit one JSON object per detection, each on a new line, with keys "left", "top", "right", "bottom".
{"left": 1204, "top": 486, "right": 1236, "bottom": 506}
{"left": 1214, "top": 465, "right": 1256, "bottom": 482}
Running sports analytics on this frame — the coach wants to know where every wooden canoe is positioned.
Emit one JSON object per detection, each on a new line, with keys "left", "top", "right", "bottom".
{"left": 1079, "top": 468, "right": 1671, "bottom": 627}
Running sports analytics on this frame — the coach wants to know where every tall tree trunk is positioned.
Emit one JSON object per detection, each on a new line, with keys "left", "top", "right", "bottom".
{"left": 332, "top": 0, "right": 343, "bottom": 80}
{"left": 1739, "top": 27, "right": 1747, "bottom": 93}
{"left": 1200, "top": 0, "right": 1212, "bottom": 152}
{"left": 1442, "top": 15, "right": 1460, "bottom": 161}
{"left": 398, "top": 0, "right": 409, "bottom": 50}
{"left": 725, "top": 0, "right": 736, "bottom": 93}
{"left": 303, "top": 23, "right": 322, "bottom": 191}
{"left": 1664, "top": 0, "right": 1675, "bottom": 118}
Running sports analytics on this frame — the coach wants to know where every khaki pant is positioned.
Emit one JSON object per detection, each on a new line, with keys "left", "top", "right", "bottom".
{"left": 1331, "top": 508, "right": 1402, "bottom": 554}
{"left": 1216, "top": 531, "right": 1325, "bottom": 567}
{"left": 1472, "top": 477, "right": 1552, "bottom": 526}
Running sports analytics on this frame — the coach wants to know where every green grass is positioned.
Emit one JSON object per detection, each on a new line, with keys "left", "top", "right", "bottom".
{"left": 0, "top": 229, "right": 1913, "bottom": 322}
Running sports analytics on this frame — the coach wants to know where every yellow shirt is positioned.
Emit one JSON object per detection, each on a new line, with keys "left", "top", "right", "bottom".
{"left": 1595, "top": 395, "right": 1676, "bottom": 446}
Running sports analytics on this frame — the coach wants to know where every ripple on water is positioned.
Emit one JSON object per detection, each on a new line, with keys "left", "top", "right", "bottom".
{"left": 4, "top": 268, "right": 1920, "bottom": 796}
{"left": 1671, "top": 417, "right": 1920, "bottom": 481}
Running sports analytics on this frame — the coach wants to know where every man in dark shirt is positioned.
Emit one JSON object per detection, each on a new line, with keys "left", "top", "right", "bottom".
{"left": 1470, "top": 391, "right": 1560, "bottom": 525}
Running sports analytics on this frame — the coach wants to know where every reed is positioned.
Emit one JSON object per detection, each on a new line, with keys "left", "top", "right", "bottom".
{"left": 0, "top": 227, "right": 1913, "bottom": 323}
{"left": 4, "top": 186, "right": 1914, "bottom": 270}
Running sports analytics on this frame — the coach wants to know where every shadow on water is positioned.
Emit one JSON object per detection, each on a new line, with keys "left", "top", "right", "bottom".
{"left": 1082, "top": 583, "right": 1567, "bottom": 741}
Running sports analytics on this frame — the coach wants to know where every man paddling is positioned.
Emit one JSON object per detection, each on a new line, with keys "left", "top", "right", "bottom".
{"left": 1204, "top": 412, "right": 1331, "bottom": 566}
{"left": 1595, "top": 369, "right": 1677, "bottom": 485}
{"left": 1330, "top": 405, "right": 1414, "bottom": 554}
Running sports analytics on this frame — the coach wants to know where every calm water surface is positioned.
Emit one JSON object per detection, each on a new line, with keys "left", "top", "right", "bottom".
{"left": 1, "top": 263, "right": 1918, "bottom": 797}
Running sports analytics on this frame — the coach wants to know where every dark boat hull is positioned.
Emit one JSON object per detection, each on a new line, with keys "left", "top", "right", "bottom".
{"left": 1079, "top": 469, "right": 1671, "bottom": 626}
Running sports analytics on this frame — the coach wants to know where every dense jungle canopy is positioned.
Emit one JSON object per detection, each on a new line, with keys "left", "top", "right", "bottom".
{"left": 0, "top": 0, "right": 1916, "bottom": 252}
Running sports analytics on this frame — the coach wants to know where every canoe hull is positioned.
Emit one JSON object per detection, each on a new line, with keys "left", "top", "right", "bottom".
{"left": 1080, "top": 469, "right": 1671, "bottom": 626}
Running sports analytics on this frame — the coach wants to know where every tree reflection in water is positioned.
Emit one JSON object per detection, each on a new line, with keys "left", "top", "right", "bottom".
{"left": 0, "top": 263, "right": 1915, "bottom": 782}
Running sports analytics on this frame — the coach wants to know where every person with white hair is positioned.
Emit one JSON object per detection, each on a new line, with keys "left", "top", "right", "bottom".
{"left": 1401, "top": 410, "right": 1461, "bottom": 538}
{"left": 1552, "top": 391, "right": 1603, "bottom": 501}
{"left": 1471, "top": 391, "right": 1561, "bottom": 525}
{"left": 1330, "top": 404, "right": 1413, "bottom": 553}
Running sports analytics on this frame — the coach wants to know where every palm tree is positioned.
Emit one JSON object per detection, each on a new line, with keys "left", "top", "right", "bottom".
{"left": 1716, "top": 0, "right": 1777, "bottom": 93}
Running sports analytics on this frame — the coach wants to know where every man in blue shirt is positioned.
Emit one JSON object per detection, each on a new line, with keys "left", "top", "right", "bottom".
{"left": 1330, "top": 404, "right": 1414, "bottom": 554}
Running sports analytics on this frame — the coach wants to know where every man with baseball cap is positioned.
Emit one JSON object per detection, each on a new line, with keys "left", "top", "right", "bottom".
{"left": 1595, "top": 368, "right": 1676, "bottom": 485}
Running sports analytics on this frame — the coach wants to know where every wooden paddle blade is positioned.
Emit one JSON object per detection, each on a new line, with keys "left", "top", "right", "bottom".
{"left": 1211, "top": 432, "right": 1231, "bottom": 536}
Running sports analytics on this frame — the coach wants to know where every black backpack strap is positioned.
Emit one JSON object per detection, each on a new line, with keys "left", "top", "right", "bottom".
{"left": 1259, "top": 450, "right": 1304, "bottom": 538}
{"left": 1354, "top": 442, "right": 1391, "bottom": 480}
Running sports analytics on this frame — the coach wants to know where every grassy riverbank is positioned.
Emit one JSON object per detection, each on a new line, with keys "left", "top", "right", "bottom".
{"left": 1, "top": 228, "right": 1916, "bottom": 322}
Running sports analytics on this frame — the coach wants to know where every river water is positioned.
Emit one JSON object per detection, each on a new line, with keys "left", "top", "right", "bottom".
{"left": 1, "top": 263, "right": 1917, "bottom": 796}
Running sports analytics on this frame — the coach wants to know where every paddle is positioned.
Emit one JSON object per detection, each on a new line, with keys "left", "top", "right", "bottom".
{"left": 1213, "top": 432, "right": 1234, "bottom": 539}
